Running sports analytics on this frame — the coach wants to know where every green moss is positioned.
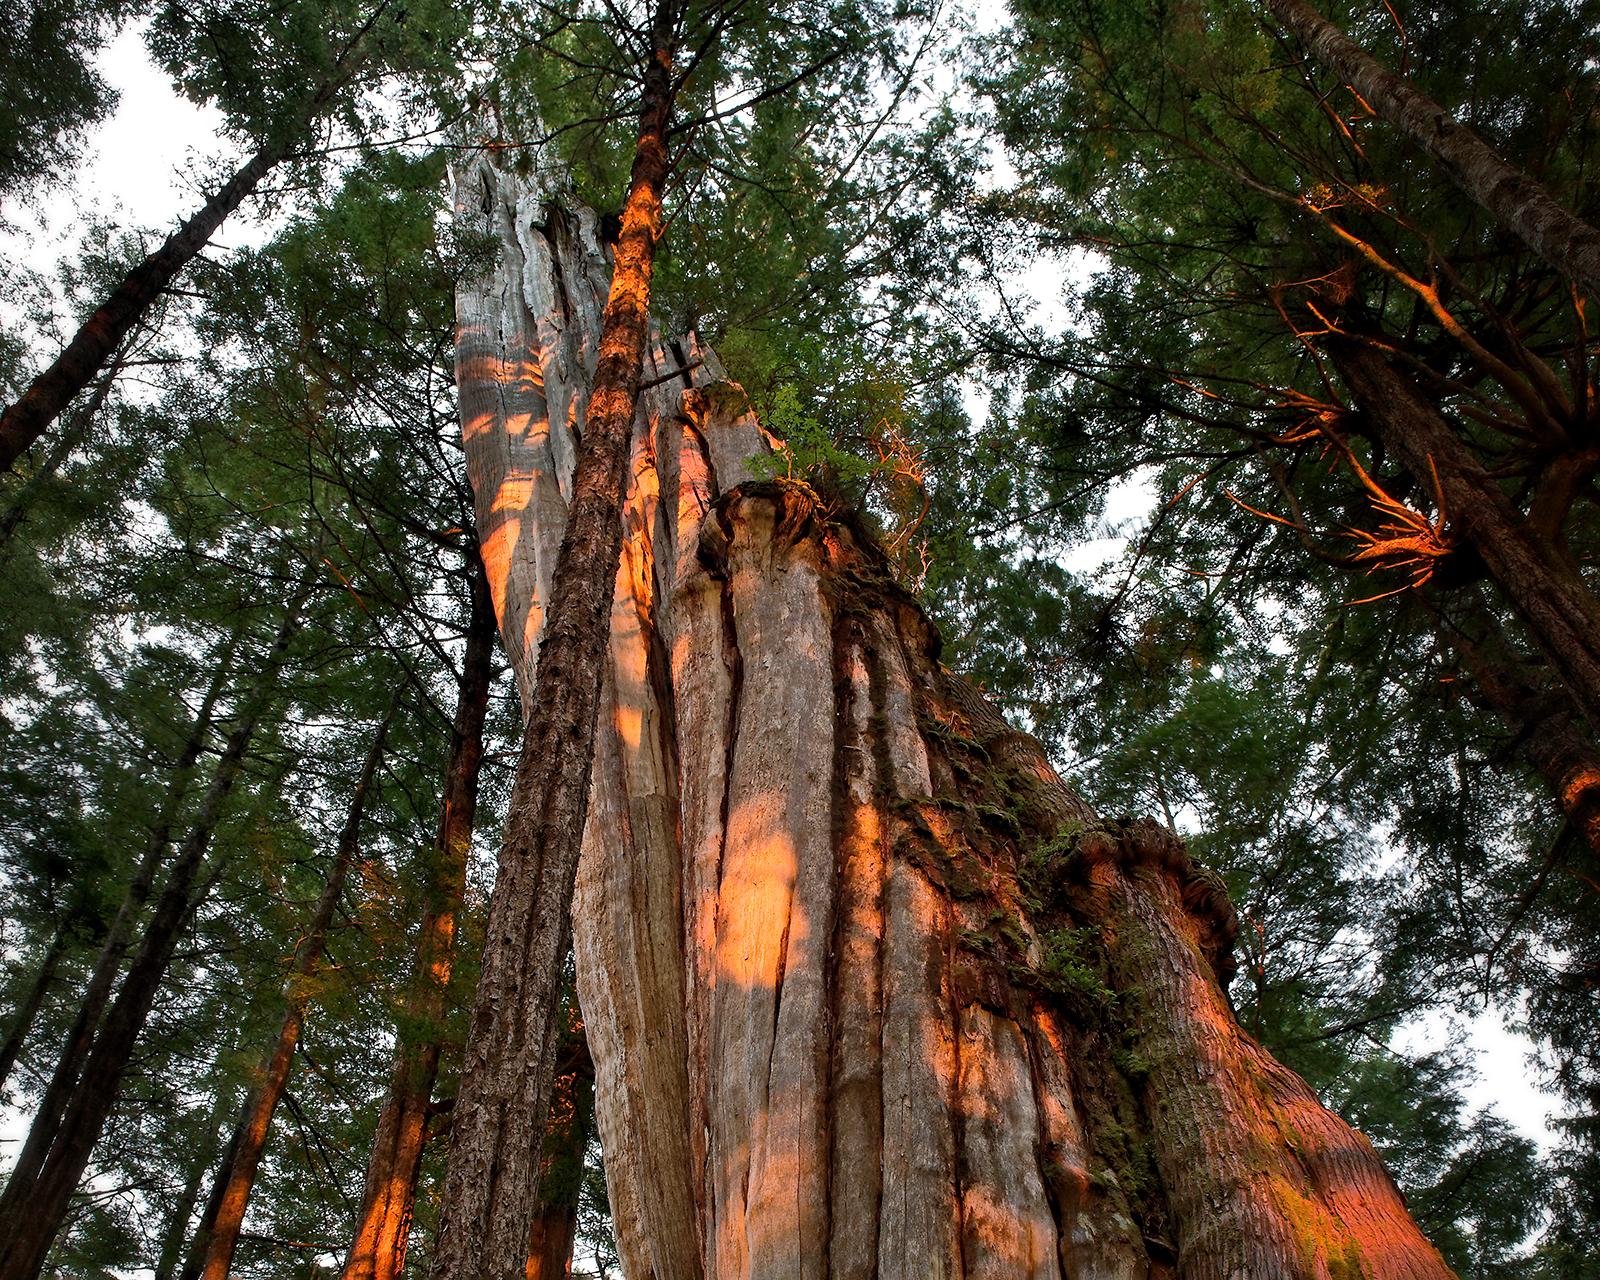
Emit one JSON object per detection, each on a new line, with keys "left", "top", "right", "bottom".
{"left": 1033, "top": 926, "right": 1116, "bottom": 1007}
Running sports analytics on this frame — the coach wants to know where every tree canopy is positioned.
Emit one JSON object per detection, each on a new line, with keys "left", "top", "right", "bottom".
{"left": 0, "top": 0, "right": 1596, "bottom": 1274}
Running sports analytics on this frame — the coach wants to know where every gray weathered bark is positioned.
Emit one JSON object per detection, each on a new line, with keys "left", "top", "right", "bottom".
{"left": 456, "top": 154, "right": 1454, "bottom": 1280}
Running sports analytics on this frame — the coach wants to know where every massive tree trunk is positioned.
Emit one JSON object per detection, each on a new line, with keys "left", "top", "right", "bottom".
{"left": 453, "top": 156, "right": 1454, "bottom": 1280}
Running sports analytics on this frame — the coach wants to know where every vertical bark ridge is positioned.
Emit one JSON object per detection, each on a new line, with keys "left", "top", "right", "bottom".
{"left": 824, "top": 612, "right": 887, "bottom": 1280}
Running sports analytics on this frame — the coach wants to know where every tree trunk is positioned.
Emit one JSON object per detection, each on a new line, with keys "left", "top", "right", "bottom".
{"left": 197, "top": 700, "right": 393, "bottom": 1280}
{"left": 1434, "top": 592, "right": 1600, "bottom": 855}
{"left": 1329, "top": 339, "right": 1600, "bottom": 738}
{"left": 341, "top": 559, "right": 496, "bottom": 1280}
{"left": 426, "top": 7, "right": 682, "bottom": 1277}
{"left": 154, "top": 1048, "right": 243, "bottom": 1280}
{"left": 176, "top": 1100, "right": 248, "bottom": 1280}
{"left": 0, "top": 140, "right": 283, "bottom": 473}
{"left": 0, "top": 923, "right": 71, "bottom": 1098}
{"left": 0, "top": 9, "right": 382, "bottom": 474}
{"left": 0, "top": 561, "right": 317, "bottom": 1280}
{"left": 0, "top": 643, "right": 236, "bottom": 1203}
{"left": 456, "top": 159, "right": 1454, "bottom": 1280}
{"left": 1267, "top": 0, "right": 1600, "bottom": 300}
{"left": 524, "top": 1007, "right": 594, "bottom": 1280}
{"left": 0, "top": 348, "right": 123, "bottom": 549}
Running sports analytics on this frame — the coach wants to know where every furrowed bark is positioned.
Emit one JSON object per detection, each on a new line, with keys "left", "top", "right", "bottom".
{"left": 198, "top": 701, "right": 394, "bottom": 1280}
{"left": 427, "top": 8, "right": 683, "bottom": 1278}
{"left": 342, "top": 559, "right": 496, "bottom": 1280}
{"left": 458, "top": 158, "right": 1452, "bottom": 1280}
{"left": 1268, "top": 0, "right": 1600, "bottom": 300}
{"left": 0, "top": 644, "right": 235, "bottom": 1206}
{"left": 1330, "top": 340, "right": 1600, "bottom": 735}
{"left": 0, "top": 563, "right": 317, "bottom": 1280}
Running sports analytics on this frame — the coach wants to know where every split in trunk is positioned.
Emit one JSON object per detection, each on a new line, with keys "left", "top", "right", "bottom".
{"left": 454, "top": 155, "right": 1458, "bottom": 1279}
{"left": 524, "top": 996, "right": 594, "bottom": 1280}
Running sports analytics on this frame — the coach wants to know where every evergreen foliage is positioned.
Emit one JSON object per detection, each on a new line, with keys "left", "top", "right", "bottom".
{"left": 2, "top": 0, "right": 1597, "bottom": 1272}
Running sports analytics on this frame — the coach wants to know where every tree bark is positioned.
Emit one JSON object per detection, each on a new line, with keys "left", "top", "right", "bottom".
{"left": 0, "top": 643, "right": 235, "bottom": 1203}
{"left": 197, "top": 700, "right": 393, "bottom": 1280}
{"left": 1267, "top": 0, "right": 1600, "bottom": 300}
{"left": 341, "top": 559, "right": 496, "bottom": 1280}
{"left": 456, "top": 159, "right": 1454, "bottom": 1280}
{"left": 426, "top": 7, "right": 682, "bottom": 1278}
{"left": 0, "top": 561, "right": 317, "bottom": 1280}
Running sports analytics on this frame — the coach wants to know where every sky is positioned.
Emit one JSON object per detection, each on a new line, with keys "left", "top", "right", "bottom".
{"left": 3, "top": 11, "right": 1567, "bottom": 1175}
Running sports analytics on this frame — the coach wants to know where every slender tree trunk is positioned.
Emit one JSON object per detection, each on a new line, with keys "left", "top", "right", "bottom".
{"left": 0, "top": 141, "right": 283, "bottom": 473}
{"left": 153, "top": 1050, "right": 242, "bottom": 1280}
{"left": 197, "top": 702, "right": 393, "bottom": 1280}
{"left": 0, "top": 349, "right": 123, "bottom": 549}
{"left": 427, "top": 8, "right": 682, "bottom": 1278}
{"left": 176, "top": 1100, "right": 248, "bottom": 1280}
{"left": 1330, "top": 339, "right": 1600, "bottom": 735}
{"left": 0, "top": 4, "right": 387, "bottom": 473}
{"left": 524, "top": 1028, "right": 594, "bottom": 1280}
{"left": 0, "top": 562, "right": 317, "bottom": 1280}
{"left": 1267, "top": 0, "right": 1600, "bottom": 300}
{"left": 0, "top": 924, "right": 71, "bottom": 1097}
{"left": 456, "top": 159, "right": 1454, "bottom": 1279}
{"left": 342, "top": 559, "right": 495, "bottom": 1280}
{"left": 0, "top": 643, "right": 235, "bottom": 1201}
